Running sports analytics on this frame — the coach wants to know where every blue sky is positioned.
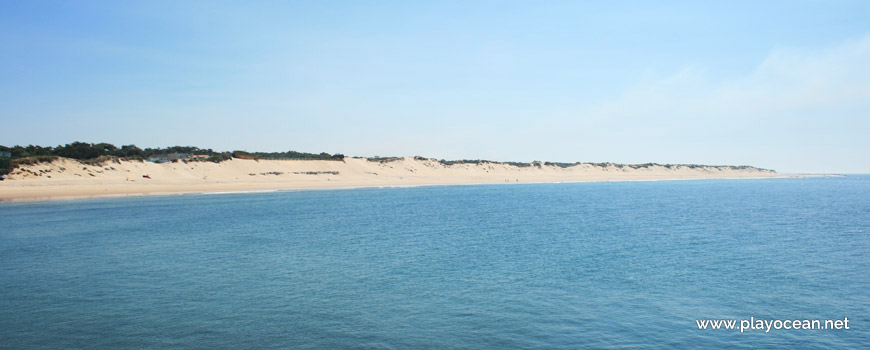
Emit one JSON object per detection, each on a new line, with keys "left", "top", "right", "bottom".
{"left": 1, "top": 1, "right": 868, "bottom": 173}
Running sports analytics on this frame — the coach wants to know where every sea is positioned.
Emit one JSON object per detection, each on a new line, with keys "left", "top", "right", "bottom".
{"left": 1, "top": 176, "right": 868, "bottom": 349}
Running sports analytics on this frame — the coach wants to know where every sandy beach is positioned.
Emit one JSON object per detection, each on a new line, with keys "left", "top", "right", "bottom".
{"left": 0, "top": 157, "right": 826, "bottom": 202}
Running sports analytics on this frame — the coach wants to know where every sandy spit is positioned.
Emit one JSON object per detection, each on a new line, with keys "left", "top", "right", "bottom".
{"left": 0, "top": 157, "right": 832, "bottom": 202}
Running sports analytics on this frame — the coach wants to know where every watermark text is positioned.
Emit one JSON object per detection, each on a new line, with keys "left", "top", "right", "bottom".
{"left": 696, "top": 317, "right": 850, "bottom": 333}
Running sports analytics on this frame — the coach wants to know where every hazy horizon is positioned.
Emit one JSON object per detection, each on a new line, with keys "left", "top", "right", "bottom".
{"left": 2, "top": 1, "right": 868, "bottom": 173}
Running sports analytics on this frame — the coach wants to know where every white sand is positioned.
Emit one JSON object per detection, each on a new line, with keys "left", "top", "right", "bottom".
{"left": 0, "top": 157, "right": 822, "bottom": 202}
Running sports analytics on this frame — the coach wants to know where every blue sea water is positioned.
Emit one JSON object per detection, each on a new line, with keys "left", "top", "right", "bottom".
{"left": 1, "top": 176, "right": 868, "bottom": 349}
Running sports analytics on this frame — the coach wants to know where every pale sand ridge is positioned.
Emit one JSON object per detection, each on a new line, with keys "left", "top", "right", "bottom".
{"left": 0, "top": 157, "right": 829, "bottom": 202}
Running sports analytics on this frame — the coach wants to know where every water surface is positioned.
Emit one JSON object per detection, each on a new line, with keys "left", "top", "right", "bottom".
{"left": 1, "top": 177, "right": 868, "bottom": 348}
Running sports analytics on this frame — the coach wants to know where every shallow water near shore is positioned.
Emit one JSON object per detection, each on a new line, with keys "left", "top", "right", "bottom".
{"left": 1, "top": 176, "right": 868, "bottom": 348}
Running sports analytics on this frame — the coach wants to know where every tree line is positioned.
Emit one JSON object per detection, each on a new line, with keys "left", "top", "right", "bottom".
{"left": 0, "top": 142, "right": 346, "bottom": 175}
{"left": 0, "top": 142, "right": 224, "bottom": 160}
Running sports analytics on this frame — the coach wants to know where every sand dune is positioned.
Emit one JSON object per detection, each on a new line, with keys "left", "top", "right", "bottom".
{"left": 0, "top": 157, "right": 817, "bottom": 201}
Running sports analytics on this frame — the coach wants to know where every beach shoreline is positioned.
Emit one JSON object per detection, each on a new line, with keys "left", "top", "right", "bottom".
{"left": 0, "top": 157, "right": 836, "bottom": 202}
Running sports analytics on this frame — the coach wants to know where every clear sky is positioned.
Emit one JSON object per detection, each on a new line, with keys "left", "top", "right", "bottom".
{"left": 1, "top": 1, "right": 868, "bottom": 173}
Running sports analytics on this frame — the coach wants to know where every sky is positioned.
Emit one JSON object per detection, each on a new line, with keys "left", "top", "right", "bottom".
{"left": 1, "top": 1, "right": 868, "bottom": 173}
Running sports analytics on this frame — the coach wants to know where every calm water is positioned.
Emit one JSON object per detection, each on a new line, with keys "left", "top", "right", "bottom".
{"left": 1, "top": 177, "right": 868, "bottom": 349}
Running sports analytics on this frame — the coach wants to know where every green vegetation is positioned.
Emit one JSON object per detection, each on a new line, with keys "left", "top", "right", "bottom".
{"left": 10, "top": 155, "right": 60, "bottom": 167}
{"left": 368, "top": 156, "right": 403, "bottom": 163}
{"left": 0, "top": 156, "right": 10, "bottom": 177}
{"left": 437, "top": 159, "right": 536, "bottom": 167}
{"left": 232, "top": 150, "right": 344, "bottom": 161}
{"left": 437, "top": 159, "right": 489, "bottom": 166}
{"left": 0, "top": 141, "right": 771, "bottom": 177}
{"left": 0, "top": 142, "right": 219, "bottom": 160}
{"left": 543, "top": 161, "right": 580, "bottom": 168}
{"left": 432, "top": 159, "right": 771, "bottom": 172}
{"left": 207, "top": 153, "right": 234, "bottom": 163}
{"left": 0, "top": 142, "right": 345, "bottom": 175}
